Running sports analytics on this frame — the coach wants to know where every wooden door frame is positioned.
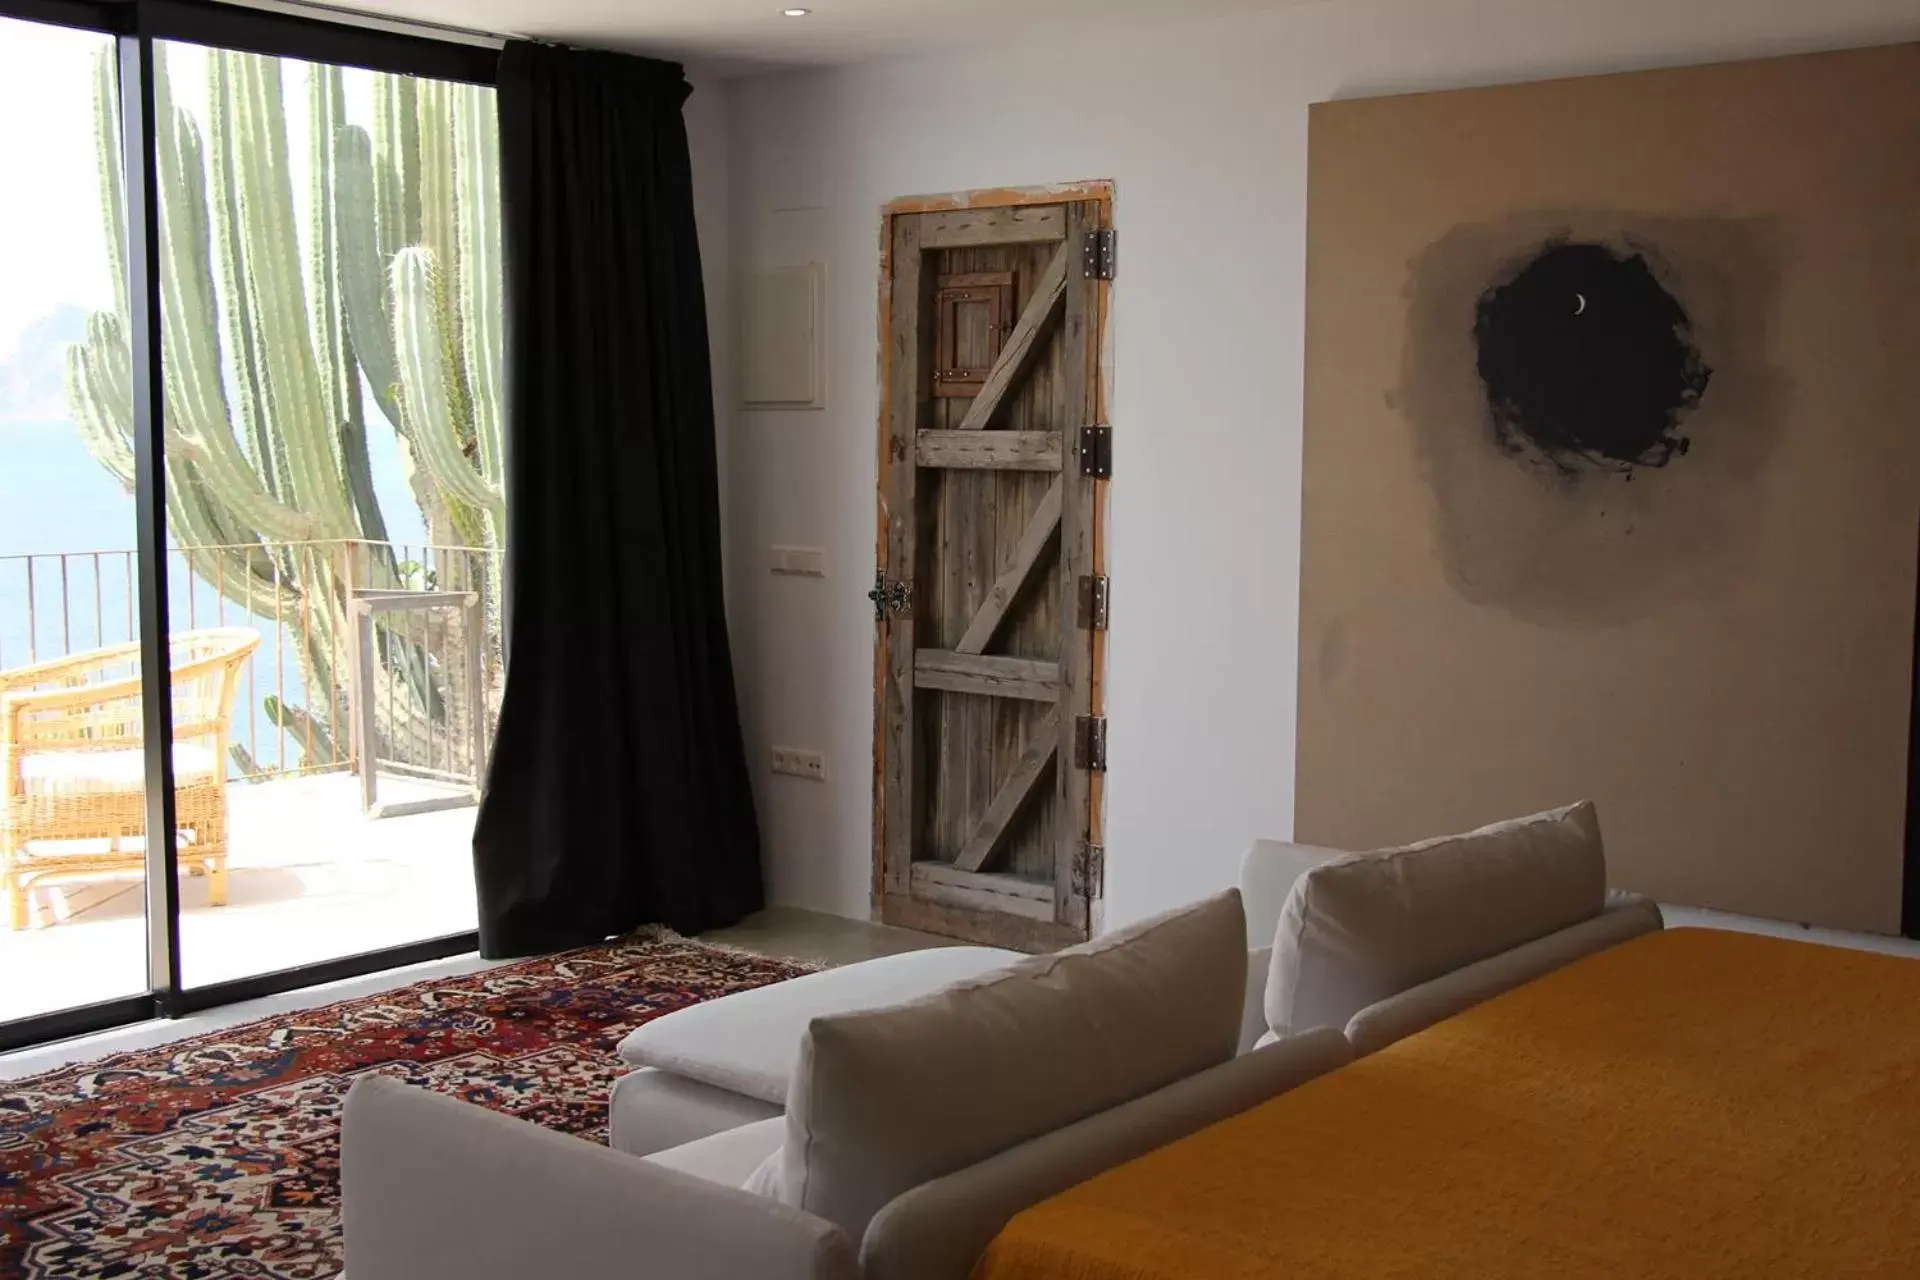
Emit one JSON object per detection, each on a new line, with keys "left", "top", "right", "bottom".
{"left": 870, "top": 181, "right": 1115, "bottom": 947}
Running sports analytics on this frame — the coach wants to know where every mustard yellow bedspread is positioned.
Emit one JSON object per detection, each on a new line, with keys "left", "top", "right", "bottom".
{"left": 975, "top": 928, "right": 1920, "bottom": 1280}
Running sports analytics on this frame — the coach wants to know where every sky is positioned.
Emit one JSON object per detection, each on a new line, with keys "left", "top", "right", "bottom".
{"left": 0, "top": 17, "right": 114, "bottom": 361}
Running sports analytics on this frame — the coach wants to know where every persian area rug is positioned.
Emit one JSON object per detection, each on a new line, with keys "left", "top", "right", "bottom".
{"left": 0, "top": 936, "right": 811, "bottom": 1279}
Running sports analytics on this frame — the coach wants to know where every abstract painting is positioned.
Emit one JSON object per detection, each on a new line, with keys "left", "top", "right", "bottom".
{"left": 1296, "top": 42, "right": 1920, "bottom": 933}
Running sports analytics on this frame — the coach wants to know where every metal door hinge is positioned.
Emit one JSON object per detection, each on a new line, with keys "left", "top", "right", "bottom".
{"left": 1077, "top": 575, "right": 1110, "bottom": 632}
{"left": 1078, "top": 424, "right": 1112, "bottom": 479}
{"left": 1072, "top": 842, "right": 1105, "bottom": 899}
{"left": 1082, "top": 227, "right": 1117, "bottom": 280}
{"left": 868, "top": 572, "right": 914, "bottom": 621}
{"left": 1074, "top": 715, "right": 1108, "bottom": 772}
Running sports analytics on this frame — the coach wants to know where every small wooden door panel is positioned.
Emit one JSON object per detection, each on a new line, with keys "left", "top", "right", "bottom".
{"left": 875, "top": 193, "right": 1109, "bottom": 952}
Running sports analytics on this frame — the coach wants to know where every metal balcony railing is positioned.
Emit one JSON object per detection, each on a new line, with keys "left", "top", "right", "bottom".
{"left": 0, "top": 539, "right": 500, "bottom": 796}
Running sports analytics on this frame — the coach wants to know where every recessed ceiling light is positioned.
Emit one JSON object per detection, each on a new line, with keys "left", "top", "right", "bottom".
{"left": 782, "top": 6, "right": 811, "bottom": 14}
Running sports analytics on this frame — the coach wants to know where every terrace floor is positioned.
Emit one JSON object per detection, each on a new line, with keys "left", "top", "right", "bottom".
{"left": 0, "top": 771, "right": 478, "bottom": 1025}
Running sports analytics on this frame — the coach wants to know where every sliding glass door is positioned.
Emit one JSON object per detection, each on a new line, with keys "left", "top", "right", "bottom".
{"left": 0, "top": 14, "right": 149, "bottom": 1028}
{"left": 151, "top": 40, "right": 502, "bottom": 989}
{"left": 0, "top": 0, "right": 498, "bottom": 1049}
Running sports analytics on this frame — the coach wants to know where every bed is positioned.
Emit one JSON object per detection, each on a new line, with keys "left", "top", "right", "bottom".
{"left": 974, "top": 927, "right": 1920, "bottom": 1279}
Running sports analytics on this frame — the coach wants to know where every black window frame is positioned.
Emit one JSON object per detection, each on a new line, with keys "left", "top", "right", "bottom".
{"left": 0, "top": 0, "right": 493, "bottom": 1055}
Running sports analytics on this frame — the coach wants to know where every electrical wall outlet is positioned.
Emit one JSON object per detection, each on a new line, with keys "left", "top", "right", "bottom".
{"left": 771, "top": 746, "right": 827, "bottom": 781}
{"left": 769, "top": 545, "right": 827, "bottom": 577}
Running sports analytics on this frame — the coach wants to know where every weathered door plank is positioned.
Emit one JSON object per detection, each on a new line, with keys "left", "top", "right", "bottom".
{"left": 911, "top": 862, "right": 1056, "bottom": 920}
{"left": 916, "top": 430, "right": 1063, "bottom": 471}
{"left": 919, "top": 204, "right": 1067, "bottom": 249}
{"left": 881, "top": 213, "right": 932, "bottom": 897}
{"left": 954, "top": 707, "right": 1061, "bottom": 872}
{"left": 1054, "top": 202, "right": 1100, "bottom": 930}
{"left": 955, "top": 475, "right": 1064, "bottom": 656}
{"left": 914, "top": 650, "right": 1061, "bottom": 702}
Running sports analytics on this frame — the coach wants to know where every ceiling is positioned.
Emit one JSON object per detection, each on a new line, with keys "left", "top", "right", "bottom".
{"left": 341, "top": 0, "right": 1325, "bottom": 74}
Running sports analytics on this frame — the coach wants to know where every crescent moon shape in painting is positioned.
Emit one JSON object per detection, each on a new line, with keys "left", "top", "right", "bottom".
{"left": 1574, "top": 292, "right": 1588, "bottom": 315}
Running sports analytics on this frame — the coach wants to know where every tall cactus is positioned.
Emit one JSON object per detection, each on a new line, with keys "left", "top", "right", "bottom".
{"left": 63, "top": 45, "right": 504, "bottom": 771}
{"left": 338, "top": 78, "right": 504, "bottom": 527}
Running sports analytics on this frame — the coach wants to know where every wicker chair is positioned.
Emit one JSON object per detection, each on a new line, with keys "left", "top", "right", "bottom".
{"left": 1, "top": 627, "right": 261, "bottom": 929}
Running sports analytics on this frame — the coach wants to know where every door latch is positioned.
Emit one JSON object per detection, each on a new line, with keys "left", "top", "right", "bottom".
{"left": 868, "top": 572, "right": 914, "bottom": 621}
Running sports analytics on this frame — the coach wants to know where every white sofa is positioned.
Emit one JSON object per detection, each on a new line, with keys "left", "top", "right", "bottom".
{"left": 342, "top": 890, "right": 1352, "bottom": 1280}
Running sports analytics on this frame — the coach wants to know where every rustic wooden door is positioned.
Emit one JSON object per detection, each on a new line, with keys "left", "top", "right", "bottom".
{"left": 873, "top": 189, "right": 1112, "bottom": 951}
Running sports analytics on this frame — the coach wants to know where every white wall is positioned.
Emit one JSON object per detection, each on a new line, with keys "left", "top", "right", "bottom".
{"left": 718, "top": 0, "right": 1920, "bottom": 928}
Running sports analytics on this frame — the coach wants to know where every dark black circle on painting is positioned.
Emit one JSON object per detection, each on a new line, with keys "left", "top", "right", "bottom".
{"left": 1473, "top": 241, "right": 1711, "bottom": 472}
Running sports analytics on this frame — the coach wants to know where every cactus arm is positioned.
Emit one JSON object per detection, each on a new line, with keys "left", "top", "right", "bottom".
{"left": 414, "top": 81, "right": 476, "bottom": 459}
{"left": 416, "top": 80, "right": 457, "bottom": 271}
{"left": 161, "top": 70, "right": 322, "bottom": 541}
{"left": 372, "top": 72, "right": 422, "bottom": 264}
{"left": 238, "top": 51, "right": 352, "bottom": 532}
{"left": 454, "top": 84, "right": 505, "bottom": 497}
{"left": 392, "top": 248, "right": 503, "bottom": 516}
{"left": 335, "top": 125, "right": 405, "bottom": 434}
{"left": 205, "top": 47, "right": 285, "bottom": 499}
{"left": 217, "top": 51, "right": 358, "bottom": 539}
{"left": 308, "top": 63, "right": 352, "bottom": 439}
{"left": 156, "top": 72, "right": 232, "bottom": 450}
{"left": 306, "top": 65, "right": 393, "bottom": 551}
{"left": 373, "top": 78, "right": 403, "bottom": 267}
{"left": 393, "top": 75, "right": 423, "bottom": 255}
{"left": 65, "top": 319, "right": 136, "bottom": 490}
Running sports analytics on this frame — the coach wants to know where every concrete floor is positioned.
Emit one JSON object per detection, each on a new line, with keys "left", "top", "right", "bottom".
{"left": 701, "top": 905, "right": 951, "bottom": 967}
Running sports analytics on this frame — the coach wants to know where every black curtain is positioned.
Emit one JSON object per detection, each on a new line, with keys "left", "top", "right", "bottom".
{"left": 474, "top": 40, "right": 763, "bottom": 958}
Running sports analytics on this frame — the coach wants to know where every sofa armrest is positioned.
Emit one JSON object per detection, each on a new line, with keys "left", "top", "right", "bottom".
{"left": 1343, "top": 895, "right": 1664, "bottom": 1055}
{"left": 1238, "top": 841, "right": 1345, "bottom": 1050}
{"left": 341, "top": 1076, "right": 858, "bottom": 1280}
{"left": 859, "top": 1028, "right": 1351, "bottom": 1280}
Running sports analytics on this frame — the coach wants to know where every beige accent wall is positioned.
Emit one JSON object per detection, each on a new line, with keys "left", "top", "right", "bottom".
{"left": 1298, "top": 42, "right": 1920, "bottom": 933}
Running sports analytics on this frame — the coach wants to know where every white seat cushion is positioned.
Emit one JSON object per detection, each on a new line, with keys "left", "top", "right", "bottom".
{"left": 20, "top": 743, "right": 218, "bottom": 791}
{"left": 776, "top": 890, "right": 1248, "bottom": 1240}
{"left": 644, "top": 1116, "right": 787, "bottom": 1188}
{"left": 617, "top": 946, "right": 1020, "bottom": 1106}
{"left": 1265, "top": 800, "right": 1608, "bottom": 1038}
{"left": 610, "top": 1067, "right": 784, "bottom": 1158}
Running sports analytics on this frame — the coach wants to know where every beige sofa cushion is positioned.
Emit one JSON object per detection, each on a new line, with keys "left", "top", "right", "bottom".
{"left": 777, "top": 889, "right": 1247, "bottom": 1240}
{"left": 616, "top": 946, "right": 1020, "bottom": 1104}
{"left": 1264, "top": 801, "right": 1607, "bottom": 1037}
